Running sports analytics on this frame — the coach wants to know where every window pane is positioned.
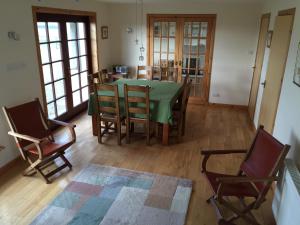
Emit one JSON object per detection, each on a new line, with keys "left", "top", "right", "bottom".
{"left": 68, "top": 41, "right": 78, "bottom": 58}
{"left": 78, "top": 40, "right": 86, "bottom": 56}
{"left": 169, "top": 22, "right": 176, "bottom": 36}
{"left": 198, "top": 55, "right": 205, "bottom": 69}
{"left": 154, "top": 22, "right": 160, "bottom": 37}
{"left": 183, "top": 39, "right": 190, "bottom": 54}
{"left": 183, "top": 56, "right": 189, "bottom": 68}
{"left": 80, "top": 72, "right": 88, "bottom": 87}
{"left": 71, "top": 75, "right": 80, "bottom": 91}
{"left": 40, "top": 44, "right": 50, "bottom": 64}
{"left": 47, "top": 102, "right": 56, "bottom": 119}
{"left": 201, "top": 22, "right": 208, "bottom": 37}
{"left": 161, "top": 22, "right": 168, "bottom": 36}
{"left": 154, "top": 38, "right": 160, "bottom": 52}
{"left": 73, "top": 90, "right": 81, "bottom": 107}
{"left": 82, "top": 87, "right": 89, "bottom": 102}
{"left": 80, "top": 56, "right": 87, "bottom": 72}
{"left": 54, "top": 80, "right": 65, "bottom": 98}
{"left": 161, "top": 38, "right": 168, "bottom": 52}
{"left": 190, "top": 57, "right": 197, "bottom": 69}
{"left": 45, "top": 84, "right": 54, "bottom": 102}
{"left": 56, "top": 97, "right": 67, "bottom": 116}
{"left": 50, "top": 42, "right": 62, "bottom": 61}
{"left": 154, "top": 53, "right": 160, "bottom": 66}
{"left": 77, "top": 23, "right": 85, "bottom": 39}
{"left": 52, "top": 61, "right": 64, "bottom": 80}
{"left": 184, "top": 23, "right": 191, "bottom": 37}
{"left": 37, "top": 22, "right": 47, "bottom": 43}
{"left": 191, "top": 39, "right": 198, "bottom": 54}
{"left": 42, "top": 64, "right": 52, "bottom": 83}
{"left": 48, "top": 22, "right": 60, "bottom": 42}
{"left": 169, "top": 38, "right": 175, "bottom": 53}
{"left": 67, "top": 22, "right": 77, "bottom": 40}
{"left": 192, "top": 22, "right": 200, "bottom": 37}
{"left": 70, "top": 58, "right": 79, "bottom": 75}
{"left": 199, "top": 39, "right": 207, "bottom": 54}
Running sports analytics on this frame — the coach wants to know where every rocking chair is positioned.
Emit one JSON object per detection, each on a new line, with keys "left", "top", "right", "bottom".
{"left": 3, "top": 98, "right": 76, "bottom": 183}
{"left": 201, "top": 126, "right": 290, "bottom": 225}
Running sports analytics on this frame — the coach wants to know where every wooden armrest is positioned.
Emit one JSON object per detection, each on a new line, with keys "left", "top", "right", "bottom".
{"left": 201, "top": 149, "right": 248, "bottom": 155}
{"left": 217, "top": 176, "right": 278, "bottom": 183}
{"left": 8, "top": 131, "right": 42, "bottom": 144}
{"left": 201, "top": 149, "right": 247, "bottom": 173}
{"left": 49, "top": 119, "right": 76, "bottom": 128}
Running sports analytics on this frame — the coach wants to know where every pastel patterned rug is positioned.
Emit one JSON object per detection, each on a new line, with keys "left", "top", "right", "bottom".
{"left": 30, "top": 164, "right": 192, "bottom": 225}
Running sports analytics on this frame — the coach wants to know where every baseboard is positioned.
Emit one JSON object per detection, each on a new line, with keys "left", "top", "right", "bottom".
{"left": 208, "top": 102, "right": 248, "bottom": 110}
{"left": 0, "top": 155, "right": 22, "bottom": 176}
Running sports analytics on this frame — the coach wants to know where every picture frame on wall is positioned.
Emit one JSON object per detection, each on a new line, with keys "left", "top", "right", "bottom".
{"left": 293, "top": 42, "right": 300, "bottom": 87}
{"left": 266, "top": 31, "right": 273, "bottom": 48}
{"left": 101, "top": 26, "right": 108, "bottom": 39}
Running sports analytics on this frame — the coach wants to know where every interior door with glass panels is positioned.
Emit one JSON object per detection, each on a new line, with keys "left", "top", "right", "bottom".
{"left": 148, "top": 17, "right": 179, "bottom": 79}
{"left": 36, "top": 14, "right": 91, "bottom": 120}
{"left": 179, "top": 17, "right": 215, "bottom": 103}
{"left": 148, "top": 15, "right": 215, "bottom": 104}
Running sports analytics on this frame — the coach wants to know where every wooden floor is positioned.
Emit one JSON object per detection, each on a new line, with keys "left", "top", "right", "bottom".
{"left": 0, "top": 105, "right": 276, "bottom": 225}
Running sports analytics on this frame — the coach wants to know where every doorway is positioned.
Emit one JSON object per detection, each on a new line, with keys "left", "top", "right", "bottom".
{"left": 258, "top": 9, "right": 295, "bottom": 133}
{"left": 248, "top": 13, "right": 270, "bottom": 121}
{"left": 32, "top": 7, "right": 99, "bottom": 121}
{"left": 147, "top": 14, "right": 216, "bottom": 104}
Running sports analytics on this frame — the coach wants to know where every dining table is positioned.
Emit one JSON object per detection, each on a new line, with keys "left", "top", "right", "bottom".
{"left": 88, "top": 79, "right": 183, "bottom": 145}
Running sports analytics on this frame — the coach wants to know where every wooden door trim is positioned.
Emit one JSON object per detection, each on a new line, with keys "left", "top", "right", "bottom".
{"left": 266, "top": 8, "right": 295, "bottom": 133}
{"left": 147, "top": 14, "right": 216, "bottom": 104}
{"left": 248, "top": 13, "right": 270, "bottom": 120}
{"left": 32, "top": 6, "right": 99, "bottom": 121}
{"left": 258, "top": 11, "right": 295, "bottom": 133}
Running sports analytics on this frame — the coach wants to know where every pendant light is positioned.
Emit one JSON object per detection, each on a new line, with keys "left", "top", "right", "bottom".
{"left": 139, "top": 0, "right": 145, "bottom": 61}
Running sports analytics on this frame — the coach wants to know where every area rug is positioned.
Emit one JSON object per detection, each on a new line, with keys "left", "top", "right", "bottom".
{"left": 30, "top": 164, "right": 192, "bottom": 225}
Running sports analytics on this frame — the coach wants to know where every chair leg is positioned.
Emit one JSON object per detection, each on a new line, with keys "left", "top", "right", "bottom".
{"left": 97, "top": 118, "right": 102, "bottom": 144}
{"left": 117, "top": 122, "right": 122, "bottom": 145}
{"left": 146, "top": 122, "right": 150, "bottom": 145}
{"left": 60, "top": 154, "right": 72, "bottom": 170}
{"left": 126, "top": 119, "right": 130, "bottom": 144}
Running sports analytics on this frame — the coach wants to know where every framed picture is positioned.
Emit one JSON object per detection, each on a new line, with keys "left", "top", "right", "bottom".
{"left": 266, "top": 31, "right": 273, "bottom": 48}
{"left": 293, "top": 42, "right": 300, "bottom": 87}
{"left": 101, "top": 26, "right": 108, "bottom": 39}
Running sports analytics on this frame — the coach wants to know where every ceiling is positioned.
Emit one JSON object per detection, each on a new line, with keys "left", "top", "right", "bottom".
{"left": 96, "top": 0, "right": 264, "bottom": 3}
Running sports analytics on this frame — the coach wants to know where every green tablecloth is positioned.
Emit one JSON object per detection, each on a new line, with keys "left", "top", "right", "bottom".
{"left": 88, "top": 79, "right": 183, "bottom": 124}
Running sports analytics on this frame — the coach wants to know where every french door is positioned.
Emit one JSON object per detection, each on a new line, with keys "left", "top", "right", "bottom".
{"left": 148, "top": 14, "right": 216, "bottom": 104}
{"left": 35, "top": 13, "right": 92, "bottom": 120}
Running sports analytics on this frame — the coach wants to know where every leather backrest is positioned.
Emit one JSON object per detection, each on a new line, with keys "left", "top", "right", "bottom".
{"left": 6, "top": 100, "right": 49, "bottom": 148}
{"left": 240, "top": 128, "right": 285, "bottom": 191}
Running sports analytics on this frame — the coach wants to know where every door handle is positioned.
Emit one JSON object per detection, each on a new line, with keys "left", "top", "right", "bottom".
{"left": 175, "top": 61, "right": 178, "bottom": 66}
{"left": 261, "top": 81, "right": 266, "bottom": 88}
{"left": 178, "top": 60, "right": 182, "bottom": 66}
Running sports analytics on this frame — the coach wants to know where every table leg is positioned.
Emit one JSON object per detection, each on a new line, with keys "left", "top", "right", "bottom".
{"left": 162, "top": 123, "right": 169, "bottom": 145}
{"left": 92, "top": 115, "right": 97, "bottom": 136}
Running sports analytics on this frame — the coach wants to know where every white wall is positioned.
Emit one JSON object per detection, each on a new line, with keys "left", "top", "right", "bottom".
{"left": 255, "top": 0, "right": 300, "bottom": 223}
{"left": 108, "top": 1, "right": 261, "bottom": 105}
{"left": 0, "top": 0, "right": 110, "bottom": 167}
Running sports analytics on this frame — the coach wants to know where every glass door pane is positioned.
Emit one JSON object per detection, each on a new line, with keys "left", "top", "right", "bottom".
{"left": 152, "top": 21, "right": 178, "bottom": 80}
{"left": 181, "top": 22, "right": 208, "bottom": 99}
{"left": 37, "top": 22, "right": 67, "bottom": 119}
{"left": 66, "top": 22, "right": 89, "bottom": 107}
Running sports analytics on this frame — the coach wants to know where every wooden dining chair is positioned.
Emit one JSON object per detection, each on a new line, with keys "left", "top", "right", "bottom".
{"left": 93, "top": 80, "right": 125, "bottom": 145}
{"left": 124, "top": 84, "right": 152, "bottom": 145}
{"left": 201, "top": 126, "right": 290, "bottom": 225}
{"left": 136, "top": 66, "right": 153, "bottom": 80}
{"left": 167, "top": 67, "right": 179, "bottom": 82}
{"left": 152, "top": 66, "right": 162, "bottom": 81}
{"left": 172, "top": 78, "right": 192, "bottom": 139}
{"left": 2, "top": 99, "right": 76, "bottom": 183}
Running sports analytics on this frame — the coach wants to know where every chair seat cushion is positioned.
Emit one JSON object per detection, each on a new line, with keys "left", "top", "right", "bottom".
{"left": 204, "top": 171, "right": 259, "bottom": 197}
{"left": 27, "top": 139, "right": 73, "bottom": 157}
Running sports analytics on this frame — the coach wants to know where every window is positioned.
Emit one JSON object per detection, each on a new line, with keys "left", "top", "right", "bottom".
{"left": 35, "top": 12, "right": 93, "bottom": 120}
